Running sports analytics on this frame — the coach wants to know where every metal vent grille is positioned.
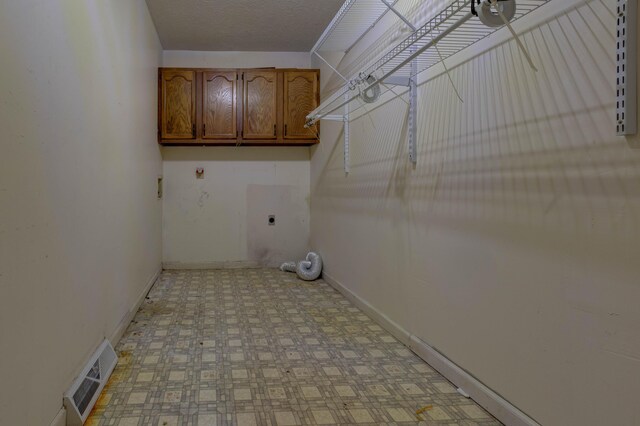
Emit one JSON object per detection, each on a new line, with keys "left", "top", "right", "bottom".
{"left": 64, "top": 340, "right": 117, "bottom": 426}
{"left": 72, "top": 360, "right": 101, "bottom": 416}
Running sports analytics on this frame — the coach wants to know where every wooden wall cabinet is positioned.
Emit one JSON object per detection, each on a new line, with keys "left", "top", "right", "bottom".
{"left": 203, "top": 70, "right": 237, "bottom": 140}
{"left": 158, "top": 68, "right": 319, "bottom": 146}
{"left": 243, "top": 70, "right": 277, "bottom": 140}
{"left": 160, "top": 70, "right": 196, "bottom": 139}
{"left": 283, "top": 71, "right": 319, "bottom": 140}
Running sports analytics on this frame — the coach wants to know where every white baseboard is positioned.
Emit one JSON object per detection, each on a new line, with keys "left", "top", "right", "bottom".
{"left": 48, "top": 407, "right": 65, "bottom": 426}
{"left": 321, "top": 271, "right": 539, "bottom": 426}
{"left": 162, "top": 260, "right": 261, "bottom": 270}
{"left": 322, "top": 272, "right": 412, "bottom": 347}
{"left": 109, "top": 267, "right": 162, "bottom": 346}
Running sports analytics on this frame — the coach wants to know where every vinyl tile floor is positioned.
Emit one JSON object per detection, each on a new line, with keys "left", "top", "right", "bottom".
{"left": 87, "top": 269, "right": 500, "bottom": 426}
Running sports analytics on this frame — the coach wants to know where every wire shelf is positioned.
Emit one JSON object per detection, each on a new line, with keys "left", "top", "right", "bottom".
{"left": 307, "top": 0, "right": 551, "bottom": 125}
{"left": 312, "top": 0, "right": 401, "bottom": 54}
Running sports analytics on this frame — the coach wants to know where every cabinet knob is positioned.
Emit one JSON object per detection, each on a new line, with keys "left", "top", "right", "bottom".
{"left": 274, "top": 124, "right": 277, "bottom": 137}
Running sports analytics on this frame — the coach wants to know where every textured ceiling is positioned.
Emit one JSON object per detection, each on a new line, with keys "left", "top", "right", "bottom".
{"left": 145, "top": 0, "right": 345, "bottom": 52}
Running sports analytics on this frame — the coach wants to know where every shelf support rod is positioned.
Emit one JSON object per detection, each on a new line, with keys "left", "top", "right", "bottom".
{"left": 381, "top": 0, "right": 417, "bottom": 31}
{"left": 313, "top": 51, "right": 348, "bottom": 82}
{"left": 380, "top": 0, "right": 419, "bottom": 164}
{"left": 345, "top": 0, "right": 400, "bottom": 54}
{"left": 310, "top": 52, "right": 350, "bottom": 172}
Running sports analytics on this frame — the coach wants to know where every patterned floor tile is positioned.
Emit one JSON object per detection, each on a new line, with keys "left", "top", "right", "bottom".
{"left": 87, "top": 269, "right": 500, "bottom": 425}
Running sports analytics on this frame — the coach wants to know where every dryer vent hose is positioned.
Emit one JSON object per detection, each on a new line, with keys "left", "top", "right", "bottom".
{"left": 280, "top": 252, "right": 323, "bottom": 281}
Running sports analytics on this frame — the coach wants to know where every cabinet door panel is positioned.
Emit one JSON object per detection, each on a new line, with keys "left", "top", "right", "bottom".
{"left": 203, "top": 71, "right": 237, "bottom": 139}
{"left": 284, "top": 71, "right": 318, "bottom": 139}
{"left": 161, "top": 70, "right": 196, "bottom": 139}
{"left": 243, "top": 70, "right": 277, "bottom": 139}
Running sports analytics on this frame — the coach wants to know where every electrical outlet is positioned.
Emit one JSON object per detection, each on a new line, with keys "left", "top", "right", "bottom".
{"left": 157, "top": 177, "right": 163, "bottom": 199}
{"left": 268, "top": 215, "right": 275, "bottom": 226}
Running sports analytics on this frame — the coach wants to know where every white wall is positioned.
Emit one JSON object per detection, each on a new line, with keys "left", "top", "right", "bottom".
{"left": 0, "top": 1, "right": 162, "bottom": 425}
{"left": 162, "top": 147, "right": 310, "bottom": 268}
{"left": 310, "top": 0, "right": 640, "bottom": 425}
{"left": 162, "top": 50, "right": 311, "bottom": 69}
{"left": 161, "top": 51, "right": 311, "bottom": 268}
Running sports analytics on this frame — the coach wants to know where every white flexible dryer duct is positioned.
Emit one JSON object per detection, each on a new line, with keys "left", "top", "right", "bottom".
{"left": 279, "top": 261, "right": 297, "bottom": 273}
{"left": 297, "top": 252, "right": 323, "bottom": 281}
{"left": 280, "top": 252, "right": 323, "bottom": 281}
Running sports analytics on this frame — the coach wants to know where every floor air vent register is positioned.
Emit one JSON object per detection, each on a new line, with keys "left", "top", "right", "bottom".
{"left": 63, "top": 340, "right": 118, "bottom": 426}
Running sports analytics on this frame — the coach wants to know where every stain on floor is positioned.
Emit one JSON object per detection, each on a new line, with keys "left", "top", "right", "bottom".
{"left": 87, "top": 269, "right": 500, "bottom": 425}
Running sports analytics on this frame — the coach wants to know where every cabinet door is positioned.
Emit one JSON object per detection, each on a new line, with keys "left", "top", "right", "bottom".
{"left": 283, "top": 71, "right": 319, "bottom": 139}
{"left": 160, "top": 70, "right": 196, "bottom": 139}
{"left": 203, "top": 71, "right": 237, "bottom": 139}
{"left": 243, "top": 70, "right": 277, "bottom": 139}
